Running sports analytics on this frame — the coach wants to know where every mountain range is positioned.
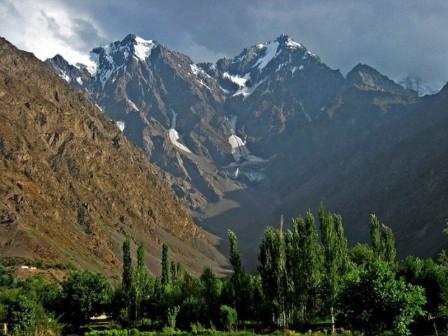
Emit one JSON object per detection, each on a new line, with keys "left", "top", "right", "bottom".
{"left": 3, "top": 32, "right": 447, "bottom": 269}
{"left": 0, "top": 37, "right": 227, "bottom": 280}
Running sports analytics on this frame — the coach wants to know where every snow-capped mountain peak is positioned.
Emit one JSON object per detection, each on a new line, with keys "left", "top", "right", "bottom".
{"left": 86, "top": 34, "right": 157, "bottom": 86}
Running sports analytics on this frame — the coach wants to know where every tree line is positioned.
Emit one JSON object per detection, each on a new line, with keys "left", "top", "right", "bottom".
{"left": 1, "top": 205, "right": 448, "bottom": 335}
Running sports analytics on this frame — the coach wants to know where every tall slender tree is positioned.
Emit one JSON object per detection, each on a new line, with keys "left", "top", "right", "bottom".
{"left": 370, "top": 214, "right": 397, "bottom": 264}
{"left": 122, "top": 237, "right": 134, "bottom": 322}
{"left": 122, "top": 237, "right": 133, "bottom": 297}
{"left": 287, "top": 211, "right": 322, "bottom": 322}
{"left": 161, "top": 243, "right": 170, "bottom": 286}
{"left": 381, "top": 225, "right": 396, "bottom": 264}
{"left": 370, "top": 214, "right": 382, "bottom": 259}
{"left": 227, "top": 230, "right": 242, "bottom": 277}
{"left": 319, "top": 205, "right": 349, "bottom": 333}
{"left": 227, "top": 229, "right": 252, "bottom": 321}
{"left": 259, "top": 227, "right": 288, "bottom": 327}
{"left": 133, "top": 242, "right": 149, "bottom": 321}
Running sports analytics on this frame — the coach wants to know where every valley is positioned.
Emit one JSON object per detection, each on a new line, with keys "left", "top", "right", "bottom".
{"left": 45, "top": 34, "right": 448, "bottom": 266}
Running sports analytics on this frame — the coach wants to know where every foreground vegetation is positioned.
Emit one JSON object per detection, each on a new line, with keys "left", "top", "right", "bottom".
{"left": 1, "top": 205, "right": 448, "bottom": 335}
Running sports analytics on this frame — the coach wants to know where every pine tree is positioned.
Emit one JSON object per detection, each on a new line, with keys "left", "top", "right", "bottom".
{"left": 161, "top": 243, "right": 170, "bottom": 286}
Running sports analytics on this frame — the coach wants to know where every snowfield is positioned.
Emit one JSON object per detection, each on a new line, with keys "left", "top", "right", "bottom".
{"left": 168, "top": 110, "right": 192, "bottom": 153}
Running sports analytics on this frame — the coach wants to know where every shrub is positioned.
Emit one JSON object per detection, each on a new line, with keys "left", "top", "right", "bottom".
{"left": 219, "top": 305, "right": 237, "bottom": 331}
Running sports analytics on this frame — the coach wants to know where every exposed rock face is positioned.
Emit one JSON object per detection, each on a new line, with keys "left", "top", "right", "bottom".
{"left": 0, "top": 37, "right": 227, "bottom": 279}
{"left": 46, "top": 33, "right": 448, "bottom": 267}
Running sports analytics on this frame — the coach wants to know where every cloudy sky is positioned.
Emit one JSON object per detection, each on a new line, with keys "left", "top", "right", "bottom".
{"left": 1, "top": 0, "right": 447, "bottom": 90}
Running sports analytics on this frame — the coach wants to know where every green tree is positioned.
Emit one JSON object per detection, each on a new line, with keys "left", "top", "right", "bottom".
{"left": 226, "top": 230, "right": 251, "bottom": 321}
{"left": 131, "top": 242, "right": 149, "bottom": 322}
{"left": 61, "top": 271, "right": 112, "bottom": 327}
{"left": 219, "top": 305, "right": 237, "bottom": 331}
{"left": 200, "top": 267, "right": 222, "bottom": 325}
{"left": 5, "top": 294, "right": 37, "bottom": 334}
{"left": 350, "top": 243, "right": 374, "bottom": 267}
{"left": 227, "top": 230, "right": 242, "bottom": 276}
{"left": 319, "top": 205, "right": 349, "bottom": 332}
{"left": 370, "top": 214, "right": 397, "bottom": 264}
{"left": 399, "top": 257, "right": 448, "bottom": 334}
{"left": 258, "top": 226, "right": 288, "bottom": 327}
{"left": 382, "top": 224, "right": 397, "bottom": 264}
{"left": 286, "top": 211, "right": 322, "bottom": 323}
{"left": 370, "top": 214, "right": 382, "bottom": 258}
{"left": 122, "top": 237, "right": 133, "bottom": 296}
{"left": 161, "top": 244, "right": 170, "bottom": 286}
{"left": 121, "top": 237, "right": 135, "bottom": 323}
{"left": 338, "top": 261, "right": 425, "bottom": 335}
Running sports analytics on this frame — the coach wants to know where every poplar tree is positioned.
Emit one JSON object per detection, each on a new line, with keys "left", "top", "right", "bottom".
{"left": 319, "top": 205, "right": 349, "bottom": 333}
{"left": 370, "top": 214, "right": 382, "bottom": 259}
{"left": 227, "top": 230, "right": 242, "bottom": 277}
{"left": 258, "top": 227, "right": 288, "bottom": 327}
{"left": 287, "top": 211, "right": 322, "bottom": 322}
{"left": 122, "top": 237, "right": 134, "bottom": 322}
{"left": 161, "top": 243, "right": 170, "bottom": 286}
{"left": 122, "top": 237, "right": 133, "bottom": 298}
{"left": 381, "top": 224, "right": 396, "bottom": 264}
{"left": 227, "top": 230, "right": 251, "bottom": 321}
{"left": 370, "top": 214, "right": 397, "bottom": 264}
{"left": 133, "top": 242, "right": 149, "bottom": 321}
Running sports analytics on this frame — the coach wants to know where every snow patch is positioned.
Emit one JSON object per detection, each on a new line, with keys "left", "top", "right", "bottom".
{"left": 76, "top": 77, "right": 83, "bottom": 85}
{"left": 253, "top": 41, "right": 280, "bottom": 71}
{"left": 223, "top": 72, "right": 250, "bottom": 87}
{"left": 168, "top": 110, "right": 192, "bottom": 153}
{"left": 228, "top": 134, "right": 249, "bottom": 161}
{"left": 233, "top": 80, "right": 264, "bottom": 98}
{"left": 133, "top": 36, "right": 155, "bottom": 61}
{"left": 285, "top": 38, "right": 303, "bottom": 49}
{"left": 116, "top": 121, "right": 125, "bottom": 131}
{"left": 58, "top": 71, "right": 71, "bottom": 83}
{"left": 190, "top": 64, "right": 211, "bottom": 90}
{"left": 126, "top": 98, "right": 139, "bottom": 111}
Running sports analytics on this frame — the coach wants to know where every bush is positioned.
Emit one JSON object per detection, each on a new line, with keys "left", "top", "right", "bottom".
{"left": 61, "top": 270, "right": 112, "bottom": 327}
{"left": 338, "top": 261, "right": 425, "bottom": 336}
{"left": 219, "top": 305, "right": 237, "bottom": 331}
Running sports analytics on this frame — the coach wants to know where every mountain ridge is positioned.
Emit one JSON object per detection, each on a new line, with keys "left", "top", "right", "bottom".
{"left": 44, "top": 33, "right": 447, "bottom": 267}
{"left": 0, "top": 37, "right": 227, "bottom": 278}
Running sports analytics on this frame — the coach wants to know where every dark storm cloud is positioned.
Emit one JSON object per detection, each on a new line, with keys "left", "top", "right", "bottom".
{"left": 2, "top": 0, "right": 447, "bottom": 89}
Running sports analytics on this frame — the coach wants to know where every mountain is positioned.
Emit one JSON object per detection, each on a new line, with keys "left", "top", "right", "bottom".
{"left": 46, "top": 34, "right": 447, "bottom": 267}
{"left": 0, "top": 37, "right": 227, "bottom": 280}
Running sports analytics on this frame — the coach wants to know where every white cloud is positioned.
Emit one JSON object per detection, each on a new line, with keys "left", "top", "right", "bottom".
{"left": 0, "top": 0, "right": 107, "bottom": 66}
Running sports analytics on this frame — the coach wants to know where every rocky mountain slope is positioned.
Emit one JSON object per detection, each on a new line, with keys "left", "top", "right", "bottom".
{"left": 0, "top": 37, "right": 227, "bottom": 280}
{"left": 46, "top": 33, "right": 448, "bottom": 266}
